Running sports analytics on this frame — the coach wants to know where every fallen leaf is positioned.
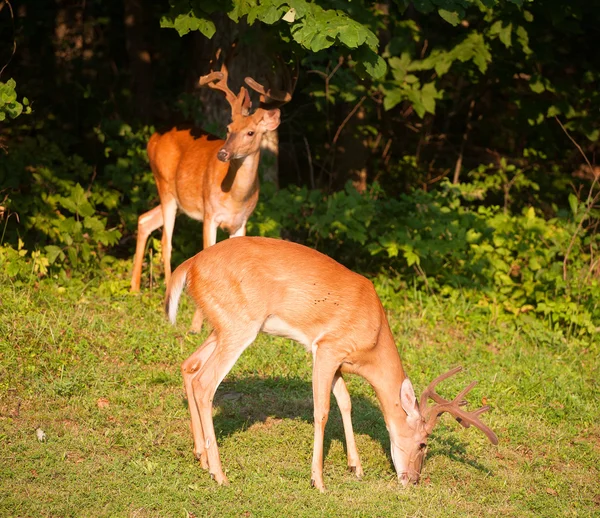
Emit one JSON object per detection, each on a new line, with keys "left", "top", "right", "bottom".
{"left": 35, "top": 428, "right": 47, "bottom": 442}
{"left": 97, "top": 397, "right": 110, "bottom": 409}
{"left": 546, "top": 488, "right": 558, "bottom": 496}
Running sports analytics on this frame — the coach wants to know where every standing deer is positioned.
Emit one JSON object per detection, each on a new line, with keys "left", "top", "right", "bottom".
{"left": 130, "top": 49, "right": 295, "bottom": 292}
{"left": 165, "top": 237, "right": 498, "bottom": 491}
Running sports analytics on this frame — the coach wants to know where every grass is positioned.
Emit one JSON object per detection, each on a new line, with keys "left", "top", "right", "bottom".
{"left": 0, "top": 270, "right": 599, "bottom": 517}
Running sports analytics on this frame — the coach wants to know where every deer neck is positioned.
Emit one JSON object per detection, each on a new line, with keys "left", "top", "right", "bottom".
{"left": 360, "top": 323, "right": 407, "bottom": 430}
{"left": 222, "top": 151, "right": 260, "bottom": 198}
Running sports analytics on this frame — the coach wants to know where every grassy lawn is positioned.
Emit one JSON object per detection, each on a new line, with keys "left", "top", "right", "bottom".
{"left": 1, "top": 272, "right": 598, "bottom": 517}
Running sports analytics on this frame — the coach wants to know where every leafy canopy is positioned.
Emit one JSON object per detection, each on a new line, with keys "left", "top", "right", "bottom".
{"left": 160, "top": 0, "right": 387, "bottom": 78}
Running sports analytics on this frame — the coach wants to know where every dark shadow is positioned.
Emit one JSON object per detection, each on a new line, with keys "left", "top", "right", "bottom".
{"left": 182, "top": 375, "right": 493, "bottom": 477}
{"left": 426, "top": 433, "right": 494, "bottom": 476}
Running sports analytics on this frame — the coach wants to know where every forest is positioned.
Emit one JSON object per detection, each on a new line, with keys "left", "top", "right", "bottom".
{"left": 1, "top": 1, "right": 599, "bottom": 516}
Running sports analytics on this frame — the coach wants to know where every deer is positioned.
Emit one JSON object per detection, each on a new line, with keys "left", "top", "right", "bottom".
{"left": 130, "top": 47, "right": 295, "bottom": 293}
{"left": 165, "top": 236, "right": 498, "bottom": 491}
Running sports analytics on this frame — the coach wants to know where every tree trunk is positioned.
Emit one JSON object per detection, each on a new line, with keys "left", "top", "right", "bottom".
{"left": 192, "top": 17, "right": 281, "bottom": 186}
{"left": 123, "top": 0, "right": 152, "bottom": 121}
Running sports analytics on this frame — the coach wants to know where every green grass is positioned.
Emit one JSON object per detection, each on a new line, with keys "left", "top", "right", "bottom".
{"left": 0, "top": 272, "right": 599, "bottom": 517}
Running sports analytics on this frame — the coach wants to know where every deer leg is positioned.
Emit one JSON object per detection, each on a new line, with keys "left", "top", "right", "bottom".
{"left": 131, "top": 205, "right": 164, "bottom": 292}
{"left": 192, "top": 329, "right": 259, "bottom": 485}
{"left": 189, "top": 308, "right": 204, "bottom": 334}
{"left": 229, "top": 223, "right": 247, "bottom": 238}
{"left": 332, "top": 372, "right": 363, "bottom": 478}
{"left": 310, "top": 350, "right": 339, "bottom": 492}
{"left": 160, "top": 198, "right": 178, "bottom": 285}
{"left": 203, "top": 217, "right": 219, "bottom": 248}
{"left": 181, "top": 331, "right": 218, "bottom": 469}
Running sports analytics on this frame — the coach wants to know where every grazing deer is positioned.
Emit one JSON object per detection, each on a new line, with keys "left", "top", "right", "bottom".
{"left": 165, "top": 237, "right": 498, "bottom": 491}
{"left": 130, "top": 49, "right": 295, "bottom": 292}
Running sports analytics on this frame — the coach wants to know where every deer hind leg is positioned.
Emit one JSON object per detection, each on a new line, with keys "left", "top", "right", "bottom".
{"left": 131, "top": 205, "right": 164, "bottom": 292}
{"left": 332, "top": 372, "right": 363, "bottom": 478}
{"left": 181, "top": 331, "right": 218, "bottom": 469}
{"left": 310, "top": 349, "right": 341, "bottom": 492}
{"left": 160, "top": 197, "right": 178, "bottom": 285}
{"left": 192, "top": 328, "right": 259, "bottom": 485}
{"left": 189, "top": 308, "right": 204, "bottom": 334}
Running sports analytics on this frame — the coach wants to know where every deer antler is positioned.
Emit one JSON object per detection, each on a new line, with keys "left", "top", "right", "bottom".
{"left": 421, "top": 366, "right": 499, "bottom": 445}
{"left": 244, "top": 58, "right": 298, "bottom": 110}
{"left": 199, "top": 43, "right": 251, "bottom": 116}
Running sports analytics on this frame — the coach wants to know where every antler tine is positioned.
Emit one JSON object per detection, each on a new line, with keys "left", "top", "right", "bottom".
{"left": 421, "top": 367, "right": 499, "bottom": 445}
{"left": 420, "top": 365, "right": 463, "bottom": 411}
{"left": 198, "top": 43, "right": 239, "bottom": 109}
{"left": 244, "top": 57, "right": 297, "bottom": 109}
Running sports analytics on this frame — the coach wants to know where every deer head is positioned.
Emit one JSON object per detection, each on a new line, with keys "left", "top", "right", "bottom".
{"left": 391, "top": 366, "right": 498, "bottom": 487}
{"left": 199, "top": 45, "right": 296, "bottom": 163}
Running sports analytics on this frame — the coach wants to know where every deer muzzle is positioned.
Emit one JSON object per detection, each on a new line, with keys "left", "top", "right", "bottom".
{"left": 217, "top": 148, "right": 231, "bottom": 162}
{"left": 399, "top": 471, "right": 420, "bottom": 487}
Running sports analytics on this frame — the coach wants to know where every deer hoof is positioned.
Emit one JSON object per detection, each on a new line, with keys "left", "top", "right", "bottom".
{"left": 310, "top": 478, "right": 325, "bottom": 492}
{"left": 349, "top": 465, "right": 364, "bottom": 479}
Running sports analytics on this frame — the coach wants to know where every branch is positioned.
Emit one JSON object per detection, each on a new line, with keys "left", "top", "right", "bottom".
{"left": 555, "top": 117, "right": 600, "bottom": 281}
{"left": 332, "top": 95, "right": 366, "bottom": 147}
{"left": 0, "top": 0, "right": 16, "bottom": 79}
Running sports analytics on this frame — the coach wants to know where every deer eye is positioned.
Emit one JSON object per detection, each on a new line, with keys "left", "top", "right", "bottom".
{"left": 419, "top": 443, "right": 427, "bottom": 450}
{"left": 247, "top": 131, "right": 255, "bottom": 137}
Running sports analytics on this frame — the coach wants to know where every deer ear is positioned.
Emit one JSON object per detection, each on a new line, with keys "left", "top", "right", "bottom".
{"left": 259, "top": 109, "right": 281, "bottom": 132}
{"left": 400, "top": 378, "right": 421, "bottom": 422}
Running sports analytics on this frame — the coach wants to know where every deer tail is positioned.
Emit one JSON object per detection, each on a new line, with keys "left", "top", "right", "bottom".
{"left": 164, "top": 257, "right": 193, "bottom": 325}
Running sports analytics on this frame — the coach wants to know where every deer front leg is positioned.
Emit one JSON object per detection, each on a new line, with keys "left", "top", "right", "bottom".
{"left": 229, "top": 223, "right": 247, "bottom": 238}
{"left": 310, "top": 351, "right": 339, "bottom": 492}
{"left": 203, "top": 217, "right": 219, "bottom": 249}
{"left": 160, "top": 197, "right": 178, "bottom": 285}
{"left": 332, "top": 372, "right": 364, "bottom": 478}
{"left": 181, "top": 331, "right": 218, "bottom": 469}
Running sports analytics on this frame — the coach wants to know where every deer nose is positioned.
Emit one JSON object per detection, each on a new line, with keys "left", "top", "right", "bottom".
{"left": 399, "top": 472, "right": 419, "bottom": 488}
{"left": 217, "top": 149, "right": 230, "bottom": 162}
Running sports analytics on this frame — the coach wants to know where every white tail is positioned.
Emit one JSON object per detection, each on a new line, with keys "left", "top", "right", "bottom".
{"left": 166, "top": 237, "right": 497, "bottom": 491}
{"left": 130, "top": 45, "right": 296, "bottom": 292}
{"left": 164, "top": 257, "right": 192, "bottom": 325}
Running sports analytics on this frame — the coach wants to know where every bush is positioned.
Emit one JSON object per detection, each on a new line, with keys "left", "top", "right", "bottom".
{"left": 249, "top": 179, "right": 600, "bottom": 340}
{"left": 1, "top": 129, "right": 598, "bottom": 341}
{"left": 0, "top": 135, "right": 122, "bottom": 276}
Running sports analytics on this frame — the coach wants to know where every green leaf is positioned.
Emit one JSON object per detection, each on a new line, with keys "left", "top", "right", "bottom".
{"left": 67, "top": 246, "right": 78, "bottom": 267}
{"left": 516, "top": 25, "right": 531, "bottom": 54}
{"left": 7, "top": 260, "right": 21, "bottom": 277}
{"left": 529, "top": 256, "right": 542, "bottom": 271}
{"left": 247, "top": 4, "right": 284, "bottom": 25}
{"left": 568, "top": 193, "right": 579, "bottom": 216}
{"left": 438, "top": 9, "right": 460, "bottom": 26}
{"left": 529, "top": 78, "right": 545, "bottom": 94}
{"left": 420, "top": 82, "right": 439, "bottom": 114}
{"left": 160, "top": 12, "right": 216, "bottom": 38}
{"left": 45, "top": 245, "right": 64, "bottom": 264}
{"left": 382, "top": 87, "right": 404, "bottom": 111}
{"left": 498, "top": 22, "right": 512, "bottom": 48}
{"left": 227, "top": 0, "right": 257, "bottom": 23}
{"left": 355, "top": 46, "right": 387, "bottom": 80}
